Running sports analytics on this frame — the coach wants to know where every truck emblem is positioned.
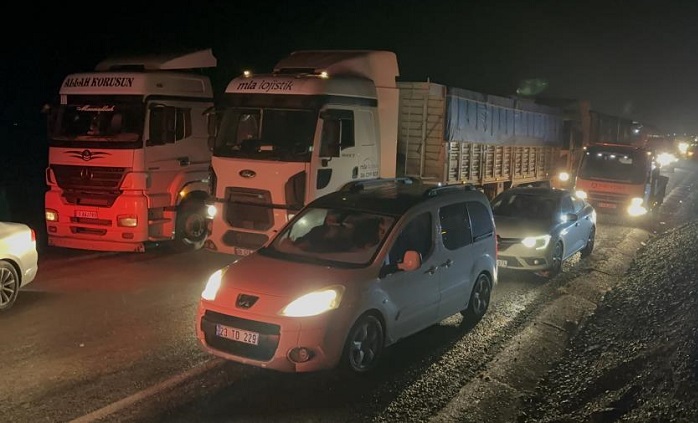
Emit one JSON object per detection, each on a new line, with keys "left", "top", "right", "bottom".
{"left": 65, "top": 150, "right": 110, "bottom": 161}
{"left": 80, "top": 168, "right": 94, "bottom": 181}
{"left": 236, "top": 294, "right": 258, "bottom": 309}
{"left": 239, "top": 169, "right": 256, "bottom": 178}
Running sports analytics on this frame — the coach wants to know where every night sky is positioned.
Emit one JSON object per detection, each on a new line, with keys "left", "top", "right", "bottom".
{"left": 3, "top": 0, "right": 698, "bottom": 135}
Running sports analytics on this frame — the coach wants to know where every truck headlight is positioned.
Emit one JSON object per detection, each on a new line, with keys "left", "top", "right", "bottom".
{"left": 627, "top": 197, "right": 648, "bottom": 217}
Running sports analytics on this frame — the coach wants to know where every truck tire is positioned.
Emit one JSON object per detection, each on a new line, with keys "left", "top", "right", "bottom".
{"left": 172, "top": 200, "right": 207, "bottom": 252}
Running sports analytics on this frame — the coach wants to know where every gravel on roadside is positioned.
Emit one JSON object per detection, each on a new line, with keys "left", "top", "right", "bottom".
{"left": 518, "top": 219, "right": 698, "bottom": 422}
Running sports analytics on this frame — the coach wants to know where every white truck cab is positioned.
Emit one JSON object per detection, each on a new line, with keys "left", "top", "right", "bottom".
{"left": 205, "top": 50, "right": 399, "bottom": 256}
{"left": 44, "top": 49, "right": 216, "bottom": 252}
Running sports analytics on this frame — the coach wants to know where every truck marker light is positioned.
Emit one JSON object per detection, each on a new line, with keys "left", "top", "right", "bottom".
{"left": 45, "top": 209, "right": 58, "bottom": 222}
{"left": 117, "top": 215, "right": 138, "bottom": 227}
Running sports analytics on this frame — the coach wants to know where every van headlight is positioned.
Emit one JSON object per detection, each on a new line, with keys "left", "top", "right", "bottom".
{"left": 201, "top": 268, "right": 226, "bottom": 300}
{"left": 280, "top": 286, "right": 345, "bottom": 317}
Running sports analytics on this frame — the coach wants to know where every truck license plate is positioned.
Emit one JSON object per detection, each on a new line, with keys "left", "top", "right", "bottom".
{"left": 215, "top": 324, "right": 259, "bottom": 345}
{"left": 75, "top": 210, "right": 98, "bottom": 218}
{"left": 598, "top": 202, "right": 616, "bottom": 209}
{"left": 234, "top": 248, "right": 253, "bottom": 256}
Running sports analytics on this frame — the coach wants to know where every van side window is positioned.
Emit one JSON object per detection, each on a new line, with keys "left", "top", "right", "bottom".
{"left": 388, "top": 212, "right": 432, "bottom": 265}
{"left": 467, "top": 202, "right": 494, "bottom": 241}
{"left": 148, "top": 106, "right": 192, "bottom": 146}
{"left": 439, "top": 202, "right": 473, "bottom": 250}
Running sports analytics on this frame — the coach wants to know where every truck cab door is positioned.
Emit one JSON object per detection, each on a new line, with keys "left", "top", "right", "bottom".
{"left": 313, "top": 109, "right": 360, "bottom": 198}
{"left": 144, "top": 103, "right": 209, "bottom": 208}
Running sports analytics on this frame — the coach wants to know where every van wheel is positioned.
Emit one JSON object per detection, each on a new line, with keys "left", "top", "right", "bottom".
{"left": 172, "top": 200, "right": 207, "bottom": 252}
{"left": 461, "top": 272, "right": 492, "bottom": 325}
{"left": 0, "top": 261, "right": 20, "bottom": 311}
{"left": 341, "top": 314, "right": 384, "bottom": 374}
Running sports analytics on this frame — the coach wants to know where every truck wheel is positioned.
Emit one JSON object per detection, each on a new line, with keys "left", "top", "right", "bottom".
{"left": 172, "top": 200, "right": 207, "bottom": 252}
{"left": 0, "top": 261, "right": 20, "bottom": 311}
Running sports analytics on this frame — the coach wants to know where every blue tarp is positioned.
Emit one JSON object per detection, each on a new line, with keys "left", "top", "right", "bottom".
{"left": 445, "top": 87, "right": 563, "bottom": 147}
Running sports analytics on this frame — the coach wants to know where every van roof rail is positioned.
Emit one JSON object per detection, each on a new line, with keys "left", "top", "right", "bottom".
{"left": 340, "top": 177, "right": 417, "bottom": 193}
{"left": 424, "top": 183, "right": 476, "bottom": 197}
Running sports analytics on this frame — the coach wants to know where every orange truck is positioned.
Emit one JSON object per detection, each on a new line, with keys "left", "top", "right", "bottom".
{"left": 573, "top": 143, "right": 667, "bottom": 217}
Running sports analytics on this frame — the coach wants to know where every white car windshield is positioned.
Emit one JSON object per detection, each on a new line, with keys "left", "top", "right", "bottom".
{"left": 269, "top": 207, "right": 395, "bottom": 265}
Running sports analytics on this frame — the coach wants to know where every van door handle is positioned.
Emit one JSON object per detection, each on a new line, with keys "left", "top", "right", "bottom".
{"left": 440, "top": 259, "right": 453, "bottom": 268}
{"left": 178, "top": 157, "right": 190, "bottom": 166}
{"left": 425, "top": 266, "right": 438, "bottom": 275}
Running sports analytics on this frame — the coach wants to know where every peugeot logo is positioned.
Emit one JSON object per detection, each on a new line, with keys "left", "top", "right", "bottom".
{"left": 236, "top": 294, "right": 259, "bottom": 309}
{"left": 81, "top": 150, "right": 93, "bottom": 161}
{"left": 80, "top": 168, "right": 94, "bottom": 181}
{"left": 239, "top": 169, "right": 256, "bottom": 178}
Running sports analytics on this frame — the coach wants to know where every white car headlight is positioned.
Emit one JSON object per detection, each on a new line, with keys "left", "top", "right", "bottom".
{"left": 201, "top": 268, "right": 225, "bottom": 300}
{"left": 280, "top": 286, "right": 345, "bottom": 317}
{"left": 522, "top": 235, "right": 551, "bottom": 250}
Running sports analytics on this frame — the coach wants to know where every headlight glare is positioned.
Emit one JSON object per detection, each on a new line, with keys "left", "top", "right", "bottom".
{"left": 202, "top": 268, "right": 224, "bottom": 300}
{"left": 575, "top": 190, "right": 587, "bottom": 199}
{"left": 281, "top": 286, "right": 345, "bottom": 317}
{"left": 522, "top": 235, "right": 551, "bottom": 250}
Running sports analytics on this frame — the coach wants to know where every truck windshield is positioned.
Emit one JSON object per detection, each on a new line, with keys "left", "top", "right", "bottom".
{"left": 212, "top": 107, "right": 317, "bottom": 162}
{"left": 577, "top": 148, "right": 650, "bottom": 184}
{"left": 48, "top": 98, "right": 144, "bottom": 149}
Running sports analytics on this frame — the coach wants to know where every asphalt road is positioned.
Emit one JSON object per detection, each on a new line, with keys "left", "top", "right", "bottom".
{"left": 1, "top": 161, "right": 693, "bottom": 423}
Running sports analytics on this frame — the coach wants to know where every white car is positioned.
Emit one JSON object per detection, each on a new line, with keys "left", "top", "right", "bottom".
{"left": 492, "top": 187, "right": 596, "bottom": 278}
{"left": 0, "top": 222, "right": 39, "bottom": 311}
{"left": 196, "top": 178, "right": 498, "bottom": 373}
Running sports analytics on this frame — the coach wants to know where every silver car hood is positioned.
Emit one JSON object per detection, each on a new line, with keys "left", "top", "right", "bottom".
{"left": 494, "top": 216, "right": 553, "bottom": 239}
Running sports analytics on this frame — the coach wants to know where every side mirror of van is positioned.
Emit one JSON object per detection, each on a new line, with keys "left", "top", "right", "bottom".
{"left": 398, "top": 250, "right": 422, "bottom": 272}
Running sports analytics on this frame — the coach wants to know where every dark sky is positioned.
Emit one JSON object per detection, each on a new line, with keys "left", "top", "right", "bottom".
{"left": 4, "top": 0, "right": 698, "bottom": 134}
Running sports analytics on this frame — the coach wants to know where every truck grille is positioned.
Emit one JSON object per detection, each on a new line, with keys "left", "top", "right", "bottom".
{"left": 224, "top": 187, "right": 274, "bottom": 231}
{"left": 52, "top": 165, "right": 126, "bottom": 207}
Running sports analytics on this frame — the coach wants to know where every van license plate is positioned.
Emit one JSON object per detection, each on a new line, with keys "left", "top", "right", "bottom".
{"left": 215, "top": 324, "right": 259, "bottom": 345}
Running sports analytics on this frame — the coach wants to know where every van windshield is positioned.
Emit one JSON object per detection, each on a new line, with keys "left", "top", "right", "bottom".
{"left": 263, "top": 207, "right": 395, "bottom": 266}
